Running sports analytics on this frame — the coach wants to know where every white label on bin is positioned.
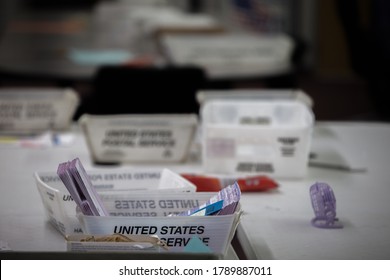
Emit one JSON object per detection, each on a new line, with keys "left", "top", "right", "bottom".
{"left": 101, "top": 129, "right": 176, "bottom": 149}
{"left": 206, "top": 138, "right": 235, "bottom": 158}
{"left": 0, "top": 102, "right": 57, "bottom": 121}
{"left": 39, "top": 171, "right": 162, "bottom": 190}
{"left": 237, "top": 145, "right": 274, "bottom": 157}
{"left": 235, "top": 162, "right": 274, "bottom": 173}
{"left": 278, "top": 136, "right": 299, "bottom": 157}
{"left": 0, "top": 89, "right": 78, "bottom": 132}
{"left": 105, "top": 198, "right": 203, "bottom": 217}
{"left": 113, "top": 225, "right": 213, "bottom": 248}
{"left": 240, "top": 116, "right": 270, "bottom": 125}
{"left": 111, "top": 223, "right": 225, "bottom": 250}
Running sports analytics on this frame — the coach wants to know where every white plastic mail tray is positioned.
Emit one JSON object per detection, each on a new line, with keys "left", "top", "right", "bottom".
{"left": 196, "top": 89, "right": 314, "bottom": 109}
{"left": 201, "top": 100, "right": 314, "bottom": 178}
{"left": 0, "top": 87, "right": 79, "bottom": 134}
{"left": 160, "top": 33, "right": 294, "bottom": 79}
{"left": 34, "top": 168, "right": 197, "bottom": 236}
{"left": 79, "top": 114, "right": 198, "bottom": 164}
{"left": 78, "top": 206, "right": 241, "bottom": 255}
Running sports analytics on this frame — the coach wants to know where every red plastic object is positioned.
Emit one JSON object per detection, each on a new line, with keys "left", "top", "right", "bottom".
{"left": 181, "top": 173, "right": 278, "bottom": 192}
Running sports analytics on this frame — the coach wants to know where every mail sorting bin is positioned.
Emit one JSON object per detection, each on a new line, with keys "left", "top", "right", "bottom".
{"left": 34, "top": 168, "right": 196, "bottom": 236}
{"left": 35, "top": 169, "right": 241, "bottom": 255}
{"left": 0, "top": 87, "right": 79, "bottom": 133}
{"left": 200, "top": 100, "right": 314, "bottom": 178}
{"left": 79, "top": 114, "right": 198, "bottom": 164}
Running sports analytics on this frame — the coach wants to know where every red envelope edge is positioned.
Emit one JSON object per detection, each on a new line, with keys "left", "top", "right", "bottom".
{"left": 180, "top": 174, "right": 221, "bottom": 192}
{"left": 236, "top": 176, "right": 279, "bottom": 192}
{"left": 181, "top": 174, "right": 278, "bottom": 192}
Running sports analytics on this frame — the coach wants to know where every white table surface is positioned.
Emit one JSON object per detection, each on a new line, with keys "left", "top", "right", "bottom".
{"left": 1, "top": 121, "right": 390, "bottom": 260}
{"left": 237, "top": 121, "right": 390, "bottom": 259}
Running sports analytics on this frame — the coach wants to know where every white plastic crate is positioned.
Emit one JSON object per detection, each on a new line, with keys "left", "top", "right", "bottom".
{"left": 0, "top": 87, "right": 79, "bottom": 134}
{"left": 79, "top": 114, "right": 198, "bottom": 164}
{"left": 201, "top": 100, "right": 314, "bottom": 178}
{"left": 196, "top": 89, "right": 314, "bottom": 109}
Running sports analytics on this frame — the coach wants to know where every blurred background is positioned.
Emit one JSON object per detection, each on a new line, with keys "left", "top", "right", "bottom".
{"left": 1, "top": 0, "right": 389, "bottom": 122}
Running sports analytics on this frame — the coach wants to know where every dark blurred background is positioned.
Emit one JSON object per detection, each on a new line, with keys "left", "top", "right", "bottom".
{"left": 1, "top": 0, "right": 389, "bottom": 121}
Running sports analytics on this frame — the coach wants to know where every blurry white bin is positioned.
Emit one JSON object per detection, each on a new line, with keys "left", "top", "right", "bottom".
{"left": 201, "top": 100, "right": 314, "bottom": 178}
{"left": 0, "top": 87, "right": 79, "bottom": 134}
{"left": 79, "top": 114, "right": 198, "bottom": 164}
